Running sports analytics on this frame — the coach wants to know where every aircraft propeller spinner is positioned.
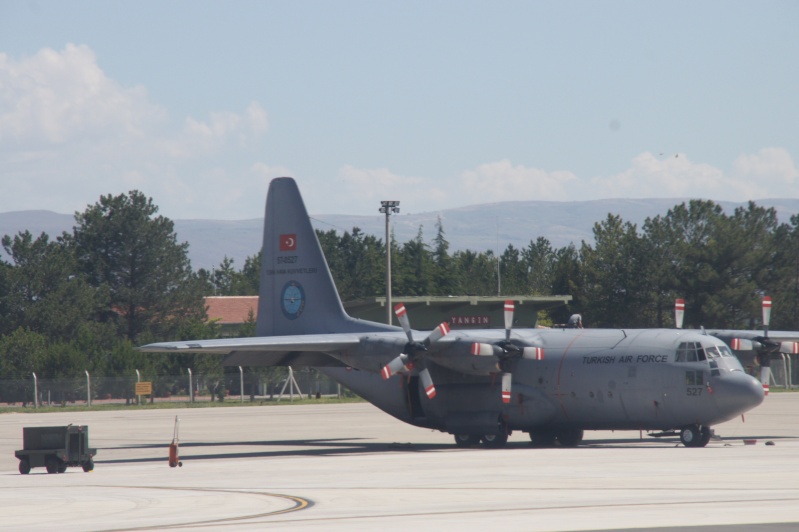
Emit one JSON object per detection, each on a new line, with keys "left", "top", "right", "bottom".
{"left": 380, "top": 303, "right": 450, "bottom": 400}
{"left": 470, "top": 300, "right": 544, "bottom": 404}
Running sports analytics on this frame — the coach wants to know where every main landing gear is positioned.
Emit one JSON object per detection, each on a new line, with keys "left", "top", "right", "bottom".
{"left": 453, "top": 428, "right": 586, "bottom": 449}
{"left": 453, "top": 431, "right": 509, "bottom": 449}
{"left": 679, "top": 424, "right": 712, "bottom": 447}
{"left": 528, "top": 428, "right": 584, "bottom": 448}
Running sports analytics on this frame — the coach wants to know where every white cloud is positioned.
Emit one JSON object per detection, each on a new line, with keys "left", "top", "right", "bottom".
{"left": 457, "top": 160, "right": 579, "bottom": 203}
{"left": 246, "top": 102, "right": 269, "bottom": 134}
{"left": 588, "top": 152, "right": 729, "bottom": 199}
{"left": 732, "top": 148, "right": 798, "bottom": 189}
{"left": 326, "top": 150, "right": 799, "bottom": 215}
{"left": 0, "top": 44, "right": 165, "bottom": 144}
{"left": 332, "top": 165, "right": 430, "bottom": 204}
{"left": 588, "top": 149, "right": 799, "bottom": 201}
{"left": 2, "top": 44, "right": 796, "bottom": 220}
{"left": 319, "top": 161, "right": 580, "bottom": 214}
{"left": 337, "top": 165, "right": 425, "bottom": 192}
{"left": 0, "top": 45, "right": 270, "bottom": 219}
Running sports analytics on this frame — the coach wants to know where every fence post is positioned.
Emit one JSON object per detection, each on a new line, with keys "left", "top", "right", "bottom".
{"left": 135, "top": 369, "right": 141, "bottom": 405}
{"left": 85, "top": 370, "right": 91, "bottom": 406}
{"left": 188, "top": 368, "right": 193, "bottom": 404}
{"left": 32, "top": 372, "right": 38, "bottom": 409}
{"left": 239, "top": 366, "right": 244, "bottom": 403}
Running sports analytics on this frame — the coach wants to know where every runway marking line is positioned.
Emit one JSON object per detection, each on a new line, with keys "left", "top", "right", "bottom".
{"left": 87, "top": 486, "right": 313, "bottom": 531}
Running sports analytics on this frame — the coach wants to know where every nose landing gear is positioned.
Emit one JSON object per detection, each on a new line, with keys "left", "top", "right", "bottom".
{"left": 680, "top": 424, "right": 713, "bottom": 447}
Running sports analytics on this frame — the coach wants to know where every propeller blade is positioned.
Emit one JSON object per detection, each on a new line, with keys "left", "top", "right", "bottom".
{"left": 425, "top": 322, "right": 451, "bottom": 345}
{"left": 419, "top": 366, "right": 436, "bottom": 399}
{"left": 471, "top": 342, "right": 498, "bottom": 356}
{"left": 380, "top": 353, "right": 410, "bottom": 380}
{"left": 762, "top": 296, "right": 772, "bottom": 330}
{"left": 730, "top": 338, "right": 754, "bottom": 351}
{"left": 501, "top": 372, "right": 512, "bottom": 404}
{"left": 760, "top": 366, "right": 771, "bottom": 396}
{"left": 522, "top": 347, "right": 545, "bottom": 360}
{"left": 675, "top": 299, "right": 685, "bottom": 329}
{"left": 394, "top": 303, "right": 414, "bottom": 343}
{"left": 504, "top": 300, "right": 514, "bottom": 341}
{"left": 780, "top": 341, "right": 799, "bottom": 354}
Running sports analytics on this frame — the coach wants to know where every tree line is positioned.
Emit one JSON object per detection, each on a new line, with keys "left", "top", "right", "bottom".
{"left": 3, "top": 191, "right": 799, "bottom": 387}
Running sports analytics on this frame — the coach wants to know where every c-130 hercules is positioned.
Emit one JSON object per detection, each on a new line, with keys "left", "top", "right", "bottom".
{"left": 140, "top": 177, "right": 764, "bottom": 449}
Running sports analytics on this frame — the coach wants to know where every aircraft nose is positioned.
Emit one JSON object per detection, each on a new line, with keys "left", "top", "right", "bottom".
{"left": 712, "top": 371, "right": 765, "bottom": 415}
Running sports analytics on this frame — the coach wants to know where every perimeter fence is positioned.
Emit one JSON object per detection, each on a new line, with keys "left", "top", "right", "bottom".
{"left": 0, "top": 367, "right": 345, "bottom": 408}
{"left": 3, "top": 359, "right": 797, "bottom": 408}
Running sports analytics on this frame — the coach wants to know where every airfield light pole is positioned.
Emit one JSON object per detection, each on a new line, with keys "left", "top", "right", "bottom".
{"left": 380, "top": 201, "right": 400, "bottom": 325}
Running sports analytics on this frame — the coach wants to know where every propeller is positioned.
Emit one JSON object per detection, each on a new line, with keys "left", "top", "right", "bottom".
{"left": 726, "top": 296, "right": 798, "bottom": 396}
{"left": 675, "top": 299, "right": 685, "bottom": 329}
{"left": 760, "top": 296, "right": 773, "bottom": 396}
{"left": 380, "top": 303, "right": 451, "bottom": 400}
{"left": 471, "top": 300, "right": 545, "bottom": 404}
{"left": 762, "top": 296, "right": 771, "bottom": 335}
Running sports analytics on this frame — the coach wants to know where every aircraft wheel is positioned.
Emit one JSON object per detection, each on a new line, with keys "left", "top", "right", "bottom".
{"left": 482, "top": 432, "right": 508, "bottom": 449}
{"left": 529, "top": 431, "right": 557, "bottom": 448}
{"left": 18, "top": 459, "right": 31, "bottom": 475}
{"left": 556, "top": 429, "right": 584, "bottom": 447}
{"left": 454, "top": 434, "right": 481, "bottom": 448}
{"left": 45, "top": 456, "right": 60, "bottom": 474}
{"left": 680, "top": 425, "right": 701, "bottom": 447}
{"left": 699, "top": 426, "right": 712, "bottom": 447}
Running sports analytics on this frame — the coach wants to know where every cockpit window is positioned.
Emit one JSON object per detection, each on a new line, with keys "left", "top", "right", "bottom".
{"left": 717, "top": 344, "right": 734, "bottom": 357}
{"left": 704, "top": 345, "right": 721, "bottom": 359}
{"left": 676, "top": 342, "right": 705, "bottom": 362}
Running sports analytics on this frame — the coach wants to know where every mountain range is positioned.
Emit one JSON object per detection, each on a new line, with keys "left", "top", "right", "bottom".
{"left": 2, "top": 198, "right": 798, "bottom": 272}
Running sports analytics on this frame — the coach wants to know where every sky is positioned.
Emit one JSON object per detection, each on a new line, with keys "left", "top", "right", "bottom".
{"left": 1, "top": 1, "right": 798, "bottom": 220}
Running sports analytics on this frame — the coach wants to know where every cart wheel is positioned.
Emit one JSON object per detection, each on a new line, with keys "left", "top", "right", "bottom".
{"left": 82, "top": 459, "right": 94, "bottom": 472}
{"left": 18, "top": 459, "right": 31, "bottom": 475}
{"left": 178, "top": 461, "right": 183, "bottom": 467}
{"left": 57, "top": 464, "right": 67, "bottom": 473}
{"left": 45, "top": 457, "right": 59, "bottom": 474}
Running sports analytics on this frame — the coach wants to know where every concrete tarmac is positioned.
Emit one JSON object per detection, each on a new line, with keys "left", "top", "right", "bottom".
{"left": 1, "top": 394, "right": 798, "bottom": 531}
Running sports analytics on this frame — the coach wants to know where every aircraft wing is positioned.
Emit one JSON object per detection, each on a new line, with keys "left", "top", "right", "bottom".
{"left": 137, "top": 334, "right": 365, "bottom": 367}
{"left": 138, "top": 334, "right": 363, "bottom": 354}
{"left": 708, "top": 329, "right": 799, "bottom": 341}
{"left": 707, "top": 329, "right": 799, "bottom": 354}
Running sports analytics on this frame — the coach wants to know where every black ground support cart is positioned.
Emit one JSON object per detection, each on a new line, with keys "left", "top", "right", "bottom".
{"left": 14, "top": 425, "right": 97, "bottom": 474}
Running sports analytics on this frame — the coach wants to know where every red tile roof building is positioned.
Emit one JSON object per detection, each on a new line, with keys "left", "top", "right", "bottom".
{"left": 205, "top": 296, "right": 258, "bottom": 335}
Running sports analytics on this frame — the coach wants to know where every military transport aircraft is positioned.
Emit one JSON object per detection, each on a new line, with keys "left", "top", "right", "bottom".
{"left": 139, "top": 177, "right": 765, "bottom": 449}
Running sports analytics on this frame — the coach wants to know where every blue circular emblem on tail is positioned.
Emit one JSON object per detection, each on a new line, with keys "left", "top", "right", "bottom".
{"left": 281, "top": 280, "right": 305, "bottom": 320}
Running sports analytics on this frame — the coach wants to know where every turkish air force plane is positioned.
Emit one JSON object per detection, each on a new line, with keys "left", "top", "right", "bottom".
{"left": 139, "top": 177, "right": 764, "bottom": 449}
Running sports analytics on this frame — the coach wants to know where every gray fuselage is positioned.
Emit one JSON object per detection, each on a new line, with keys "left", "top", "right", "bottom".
{"left": 324, "top": 328, "right": 764, "bottom": 436}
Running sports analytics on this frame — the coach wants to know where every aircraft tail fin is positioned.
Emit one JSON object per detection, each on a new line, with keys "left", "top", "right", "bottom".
{"left": 256, "top": 177, "right": 394, "bottom": 337}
